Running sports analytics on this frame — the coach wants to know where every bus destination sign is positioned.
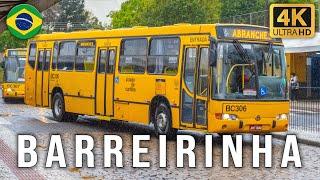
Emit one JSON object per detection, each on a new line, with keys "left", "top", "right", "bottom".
{"left": 217, "top": 26, "right": 272, "bottom": 41}
{"left": 8, "top": 50, "right": 26, "bottom": 57}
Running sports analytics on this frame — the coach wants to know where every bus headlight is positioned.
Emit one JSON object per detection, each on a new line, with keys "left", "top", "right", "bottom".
{"left": 216, "top": 113, "right": 238, "bottom": 120}
{"left": 276, "top": 114, "right": 288, "bottom": 120}
{"left": 6, "top": 88, "right": 12, "bottom": 92}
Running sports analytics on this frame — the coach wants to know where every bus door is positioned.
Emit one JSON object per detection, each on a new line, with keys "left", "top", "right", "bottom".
{"left": 95, "top": 47, "right": 116, "bottom": 116}
{"left": 181, "top": 46, "right": 209, "bottom": 128}
{"left": 35, "top": 49, "right": 51, "bottom": 107}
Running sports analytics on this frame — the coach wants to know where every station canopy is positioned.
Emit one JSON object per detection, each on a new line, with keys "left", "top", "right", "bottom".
{"left": 283, "top": 32, "right": 320, "bottom": 53}
{"left": 0, "top": 0, "right": 28, "bottom": 21}
{"left": 0, "top": 0, "right": 59, "bottom": 33}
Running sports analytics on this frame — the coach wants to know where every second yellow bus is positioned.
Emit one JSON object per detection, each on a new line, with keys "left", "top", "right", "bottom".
{"left": 1, "top": 48, "right": 27, "bottom": 102}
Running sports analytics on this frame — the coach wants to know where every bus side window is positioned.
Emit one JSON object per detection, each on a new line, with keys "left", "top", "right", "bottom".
{"left": 107, "top": 50, "right": 115, "bottom": 74}
{"left": 98, "top": 49, "right": 107, "bottom": 73}
{"left": 44, "top": 50, "right": 51, "bottom": 71}
{"left": 148, "top": 37, "right": 180, "bottom": 75}
{"left": 57, "top": 41, "right": 76, "bottom": 71}
{"left": 75, "top": 41, "right": 96, "bottom": 72}
{"left": 184, "top": 48, "right": 197, "bottom": 93}
{"left": 52, "top": 42, "right": 59, "bottom": 70}
{"left": 37, "top": 51, "right": 44, "bottom": 70}
{"left": 119, "top": 38, "right": 147, "bottom": 74}
{"left": 28, "top": 43, "right": 37, "bottom": 69}
{"left": 197, "top": 48, "right": 209, "bottom": 97}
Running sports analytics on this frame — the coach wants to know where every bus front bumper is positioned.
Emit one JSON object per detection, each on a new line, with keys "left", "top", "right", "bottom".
{"left": 2, "top": 88, "right": 25, "bottom": 99}
{"left": 208, "top": 118, "right": 288, "bottom": 133}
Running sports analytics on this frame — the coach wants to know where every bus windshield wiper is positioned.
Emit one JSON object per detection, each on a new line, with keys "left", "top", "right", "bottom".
{"left": 232, "top": 40, "right": 250, "bottom": 64}
{"left": 232, "top": 40, "right": 260, "bottom": 99}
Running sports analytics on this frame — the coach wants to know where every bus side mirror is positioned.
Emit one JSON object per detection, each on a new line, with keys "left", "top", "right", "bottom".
{"left": 209, "top": 38, "right": 217, "bottom": 66}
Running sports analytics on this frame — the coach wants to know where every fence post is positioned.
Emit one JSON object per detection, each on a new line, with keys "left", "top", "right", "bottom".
{"left": 307, "top": 57, "right": 312, "bottom": 98}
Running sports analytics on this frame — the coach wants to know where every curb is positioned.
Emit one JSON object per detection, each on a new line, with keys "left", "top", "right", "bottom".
{"left": 272, "top": 133, "right": 320, "bottom": 148}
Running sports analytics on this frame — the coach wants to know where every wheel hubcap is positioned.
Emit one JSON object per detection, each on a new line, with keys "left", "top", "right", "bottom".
{"left": 54, "top": 98, "right": 62, "bottom": 116}
{"left": 156, "top": 112, "right": 167, "bottom": 132}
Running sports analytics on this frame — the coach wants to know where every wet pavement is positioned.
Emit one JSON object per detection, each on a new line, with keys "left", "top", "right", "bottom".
{"left": 0, "top": 98, "right": 319, "bottom": 179}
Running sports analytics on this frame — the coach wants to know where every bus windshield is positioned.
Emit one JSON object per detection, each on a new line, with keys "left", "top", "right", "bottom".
{"left": 213, "top": 41, "right": 288, "bottom": 100}
{"left": 4, "top": 57, "right": 26, "bottom": 83}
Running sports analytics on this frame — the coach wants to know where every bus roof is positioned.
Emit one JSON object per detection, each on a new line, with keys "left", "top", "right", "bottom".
{"left": 31, "top": 23, "right": 273, "bottom": 42}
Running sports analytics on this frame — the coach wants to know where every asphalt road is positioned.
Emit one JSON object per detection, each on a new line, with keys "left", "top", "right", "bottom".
{"left": 0, "top": 97, "right": 319, "bottom": 179}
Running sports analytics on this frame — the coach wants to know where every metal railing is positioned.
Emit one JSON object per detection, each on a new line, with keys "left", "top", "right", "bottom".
{"left": 42, "top": 22, "right": 103, "bottom": 32}
{"left": 289, "top": 87, "right": 320, "bottom": 133}
{"left": 220, "top": 9, "right": 320, "bottom": 31}
{"left": 220, "top": 10, "right": 269, "bottom": 27}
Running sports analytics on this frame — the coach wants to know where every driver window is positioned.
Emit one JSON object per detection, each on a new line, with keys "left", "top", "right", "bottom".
{"left": 184, "top": 48, "right": 197, "bottom": 93}
{"left": 197, "top": 48, "right": 209, "bottom": 97}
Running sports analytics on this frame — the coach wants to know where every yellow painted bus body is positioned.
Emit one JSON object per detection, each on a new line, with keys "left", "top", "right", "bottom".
{"left": 1, "top": 48, "right": 26, "bottom": 100}
{"left": 25, "top": 24, "right": 289, "bottom": 134}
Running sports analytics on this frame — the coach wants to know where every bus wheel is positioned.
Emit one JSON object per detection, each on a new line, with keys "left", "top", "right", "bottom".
{"left": 52, "top": 93, "right": 68, "bottom": 122}
{"left": 154, "top": 103, "right": 177, "bottom": 139}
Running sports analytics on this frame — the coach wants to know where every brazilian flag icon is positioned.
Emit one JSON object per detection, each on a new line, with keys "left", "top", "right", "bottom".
{"left": 6, "top": 4, "right": 43, "bottom": 40}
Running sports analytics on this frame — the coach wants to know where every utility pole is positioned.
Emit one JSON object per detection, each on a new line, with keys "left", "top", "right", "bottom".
{"left": 265, "top": 0, "right": 270, "bottom": 27}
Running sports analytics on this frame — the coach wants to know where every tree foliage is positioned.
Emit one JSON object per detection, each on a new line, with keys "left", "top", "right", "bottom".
{"left": 220, "top": 0, "right": 266, "bottom": 21}
{"left": 0, "top": 31, "right": 27, "bottom": 52}
{"left": 43, "top": 0, "right": 102, "bottom": 27}
{"left": 57, "top": 0, "right": 87, "bottom": 23}
{"left": 109, "top": 0, "right": 222, "bottom": 28}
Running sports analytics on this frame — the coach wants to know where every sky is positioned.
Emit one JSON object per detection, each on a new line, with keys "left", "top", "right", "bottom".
{"left": 84, "top": 0, "right": 127, "bottom": 25}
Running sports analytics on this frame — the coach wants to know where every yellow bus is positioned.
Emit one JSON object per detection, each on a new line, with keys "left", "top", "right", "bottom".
{"left": 1, "top": 48, "right": 27, "bottom": 102}
{"left": 25, "top": 24, "right": 289, "bottom": 137}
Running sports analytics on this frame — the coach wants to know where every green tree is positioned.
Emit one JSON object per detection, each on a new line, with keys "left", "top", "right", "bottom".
{"left": 203, "top": 0, "right": 222, "bottom": 23}
{"left": 42, "top": 0, "right": 102, "bottom": 30}
{"left": 220, "top": 0, "right": 266, "bottom": 22}
{"left": 0, "top": 30, "right": 27, "bottom": 52}
{"left": 109, "top": 0, "right": 221, "bottom": 28}
{"left": 108, "top": 0, "right": 153, "bottom": 28}
{"left": 85, "top": 11, "right": 103, "bottom": 29}
{"left": 57, "top": 0, "right": 87, "bottom": 23}
{"left": 147, "top": 0, "right": 206, "bottom": 26}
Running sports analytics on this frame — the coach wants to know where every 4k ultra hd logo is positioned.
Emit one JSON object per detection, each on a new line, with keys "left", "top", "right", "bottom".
{"left": 270, "top": 4, "right": 315, "bottom": 38}
{"left": 6, "top": 4, "right": 43, "bottom": 40}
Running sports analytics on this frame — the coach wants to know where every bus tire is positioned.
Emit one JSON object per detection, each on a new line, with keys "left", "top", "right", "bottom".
{"left": 154, "top": 103, "right": 177, "bottom": 139}
{"left": 52, "top": 92, "right": 69, "bottom": 122}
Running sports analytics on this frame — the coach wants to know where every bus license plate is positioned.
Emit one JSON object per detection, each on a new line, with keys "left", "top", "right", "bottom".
{"left": 250, "top": 125, "right": 262, "bottom": 131}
